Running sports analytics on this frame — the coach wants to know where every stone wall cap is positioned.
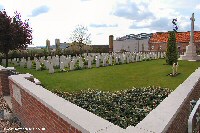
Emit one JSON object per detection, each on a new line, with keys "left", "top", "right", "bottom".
{"left": 9, "top": 75, "right": 119, "bottom": 133}
{"left": 134, "top": 67, "right": 200, "bottom": 133}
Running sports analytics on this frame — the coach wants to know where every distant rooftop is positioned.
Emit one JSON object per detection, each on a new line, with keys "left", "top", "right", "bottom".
{"left": 51, "top": 43, "right": 70, "bottom": 49}
{"left": 149, "top": 31, "right": 200, "bottom": 43}
{"left": 116, "top": 33, "right": 153, "bottom": 41}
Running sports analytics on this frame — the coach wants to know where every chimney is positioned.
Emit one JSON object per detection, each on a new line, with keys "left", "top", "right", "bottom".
{"left": 109, "top": 35, "right": 114, "bottom": 52}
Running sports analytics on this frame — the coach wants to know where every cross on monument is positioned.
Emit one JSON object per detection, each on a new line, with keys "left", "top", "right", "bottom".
{"left": 190, "top": 13, "right": 195, "bottom": 45}
{"left": 179, "top": 12, "right": 200, "bottom": 61}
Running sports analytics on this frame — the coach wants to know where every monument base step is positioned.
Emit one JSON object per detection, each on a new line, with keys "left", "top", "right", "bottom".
{"left": 179, "top": 55, "right": 200, "bottom": 61}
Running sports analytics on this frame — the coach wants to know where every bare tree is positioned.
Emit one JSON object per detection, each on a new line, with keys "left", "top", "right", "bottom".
{"left": 70, "top": 25, "right": 91, "bottom": 54}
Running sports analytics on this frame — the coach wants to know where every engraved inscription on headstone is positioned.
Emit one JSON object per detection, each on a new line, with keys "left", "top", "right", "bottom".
{"left": 13, "top": 84, "right": 22, "bottom": 106}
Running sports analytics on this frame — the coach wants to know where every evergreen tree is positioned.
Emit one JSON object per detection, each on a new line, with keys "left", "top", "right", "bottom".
{"left": 166, "top": 31, "right": 178, "bottom": 65}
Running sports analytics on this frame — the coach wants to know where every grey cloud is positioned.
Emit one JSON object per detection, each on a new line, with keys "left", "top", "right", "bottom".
{"left": 90, "top": 23, "right": 118, "bottom": 28}
{"left": 113, "top": 1, "right": 154, "bottom": 21}
{"left": 30, "top": 5, "right": 49, "bottom": 17}
{"left": 129, "top": 17, "right": 172, "bottom": 31}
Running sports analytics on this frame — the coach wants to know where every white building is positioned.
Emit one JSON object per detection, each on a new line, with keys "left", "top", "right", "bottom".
{"left": 112, "top": 33, "right": 152, "bottom": 53}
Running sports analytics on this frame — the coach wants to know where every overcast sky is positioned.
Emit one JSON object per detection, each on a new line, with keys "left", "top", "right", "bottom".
{"left": 0, "top": 0, "right": 200, "bottom": 46}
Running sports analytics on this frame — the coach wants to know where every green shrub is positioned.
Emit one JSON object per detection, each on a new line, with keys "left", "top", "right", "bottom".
{"left": 84, "top": 61, "right": 88, "bottom": 65}
{"left": 166, "top": 31, "right": 178, "bottom": 65}
{"left": 53, "top": 86, "right": 171, "bottom": 129}
{"left": 41, "top": 63, "right": 46, "bottom": 70}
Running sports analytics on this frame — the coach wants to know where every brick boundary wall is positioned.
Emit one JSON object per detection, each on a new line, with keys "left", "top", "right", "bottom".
{"left": 126, "top": 67, "right": 200, "bottom": 133}
{"left": 166, "top": 79, "right": 200, "bottom": 133}
{"left": 3, "top": 64, "right": 200, "bottom": 133}
{"left": 0, "top": 67, "right": 10, "bottom": 96}
{"left": 8, "top": 74, "right": 123, "bottom": 133}
{"left": 9, "top": 80, "right": 82, "bottom": 133}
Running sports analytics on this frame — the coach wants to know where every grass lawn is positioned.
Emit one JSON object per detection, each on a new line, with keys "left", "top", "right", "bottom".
{"left": 11, "top": 59, "right": 200, "bottom": 92}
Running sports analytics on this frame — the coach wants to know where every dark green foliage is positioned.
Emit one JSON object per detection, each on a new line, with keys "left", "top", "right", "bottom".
{"left": 166, "top": 31, "right": 178, "bottom": 65}
{"left": 0, "top": 10, "right": 32, "bottom": 67}
{"left": 91, "top": 47, "right": 109, "bottom": 53}
{"left": 54, "top": 87, "right": 171, "bottom": 129}
{"left": 41, "top": 63, "right": 46, "bottom": 70}
{"left": 32, "top": 61, "right": 36, "bottom": 68}
{"left": 84, "top": 61, "right": 88, "bottom": 65}
{"left": 75, "top": 63, "right": 82, "bottom": 70}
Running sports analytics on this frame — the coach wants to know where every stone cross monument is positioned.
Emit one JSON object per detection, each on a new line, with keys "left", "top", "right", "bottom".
{"left": 179, "top": 13, "right": 200, "bottom": 61}
{"left": 190, "top": 13, "right": 195, "bottom": 45}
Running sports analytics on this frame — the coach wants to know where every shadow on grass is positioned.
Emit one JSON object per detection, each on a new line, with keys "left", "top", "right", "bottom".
{"left": 166, "top": 73, "right": 181, "bottom": 77}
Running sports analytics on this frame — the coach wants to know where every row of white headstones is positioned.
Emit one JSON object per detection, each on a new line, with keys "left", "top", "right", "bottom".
{"left": 2, "top": 52, "right": 165, "bottom": 74}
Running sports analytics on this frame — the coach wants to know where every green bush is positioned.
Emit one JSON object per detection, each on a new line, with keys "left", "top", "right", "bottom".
{"left": 75, "top": 63, "right": 82, "bottom": 70}
{"left": 41, "top": 63, "right": 46, "bottom": 70}
{"left": 53, "top": 86, "right": 171, "bottom": 128}
{"left": 84, "top": 61, "right": 88, "bottom": 65}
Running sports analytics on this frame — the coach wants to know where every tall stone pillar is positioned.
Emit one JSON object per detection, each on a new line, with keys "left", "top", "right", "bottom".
{"left": 109, "top": 35, "right": 114, "bottom": 53}
{"left": 46, "top": 39, "right": 50, "bottom": 52}
{"left": 55, "top": 39, "right": 60, "bottom": 54}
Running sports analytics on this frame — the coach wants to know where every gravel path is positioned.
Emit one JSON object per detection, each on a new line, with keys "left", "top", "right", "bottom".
{"left": 0, "top": 97, "right": 28, "bottom": 133}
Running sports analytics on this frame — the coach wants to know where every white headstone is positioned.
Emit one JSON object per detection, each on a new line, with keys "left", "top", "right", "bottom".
{"left": 127, "top": 55, "right": 130, "bottom": 63}
{"left": 103, "top": 58, "right": 107, "bottom": 66}
{"left": 96, "top": 57, "right": 100, "bottom": 68}
{"left": 131, "top": 55, "right": 135, "bottom": 62}
{"left": 34, "top": 57, "right": 38, "bottom": 62}
{"left": 176, "top": 62, "right": 179, "bottom": 74}
{"left": 79, "top": 57, "right": 84, "bottom": 68}
{"left": 158, "top": 52, "right": 160, "bottom": 59}
{"left": 136, "top": 54, "right": 139, "bottom": 62}
{"left": 88, "top": 59, "right": 92, "bottom": 69}
{"left": 121, "top": 55, "right": 124, "bottom": 64}
{"left": 20, "top": 60, "right": 26, "bottom": 68}
{"left": 36, "top": 61, "right": 41, "bottom": 71}
{"left": 45, "top": 60, "right": 50, "bottom": 70}
{"left": 60, "top": 62, "right": 65, "bottom": 71}
{"left": 115, "top": 57, "right": 119, "bottom": 64}
{"left": 172, "top": 63, "right": 176, "bottom": 76}
{"left": 2, "top": 59, "right": 6, "bottom": 66}
{"left": 70, "top": 61, "right": 75, "bottom": 70}
{"left": 27, "top": 60, "right": 32, "bottom": 69}
{"left": 109, "top": 55, "right": 112, "bottom": 65}
{"left": 49, "top": 63, "right": 54, "bottom": 74}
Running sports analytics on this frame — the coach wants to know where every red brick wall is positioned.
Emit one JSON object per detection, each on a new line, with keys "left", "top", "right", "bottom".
{"left": 9, "top": 80, "right": 82, "bottom": 133}
{"left": 166, "top": 79, "right": 200, "bottom": 133}
{"left": 149, "top": 42, "right": 199, "bottom": 53}
{"left": 8, "top": 70, "right": 200, "bottom": 133}
{"left": 0, "top": 70, "right": 10, "bottom": 96}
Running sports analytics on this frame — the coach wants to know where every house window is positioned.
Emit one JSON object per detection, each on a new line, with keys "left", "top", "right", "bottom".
{"left": 151, "top": 46, "right": 154, "bottom": 49}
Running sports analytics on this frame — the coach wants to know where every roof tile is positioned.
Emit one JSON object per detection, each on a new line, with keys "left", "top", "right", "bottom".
{"left": 149, "top": 31, "right": 200, "bottom": 43}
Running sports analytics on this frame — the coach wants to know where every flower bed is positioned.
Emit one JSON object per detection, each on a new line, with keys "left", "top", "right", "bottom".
{"left": 53, "top": 86, "right": 172, "bottom": 128}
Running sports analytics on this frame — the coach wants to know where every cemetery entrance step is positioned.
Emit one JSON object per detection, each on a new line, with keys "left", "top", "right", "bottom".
{"left": 3, "top": 96, "right": 12, "bottom": 110}
{"left": 0, "top": 96, "right": 28, "bottom": 132}
{"left": 1, "top": 96, "right": 13, "bottom": 120}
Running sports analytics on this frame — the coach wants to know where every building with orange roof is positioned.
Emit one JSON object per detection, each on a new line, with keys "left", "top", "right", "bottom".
{"left": 149, "top": 31, "right": 200, "bottom": 53}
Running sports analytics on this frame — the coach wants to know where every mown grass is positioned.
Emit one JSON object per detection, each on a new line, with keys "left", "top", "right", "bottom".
{"left": 11, "top": 59, "right": 200, "bottom": 92}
